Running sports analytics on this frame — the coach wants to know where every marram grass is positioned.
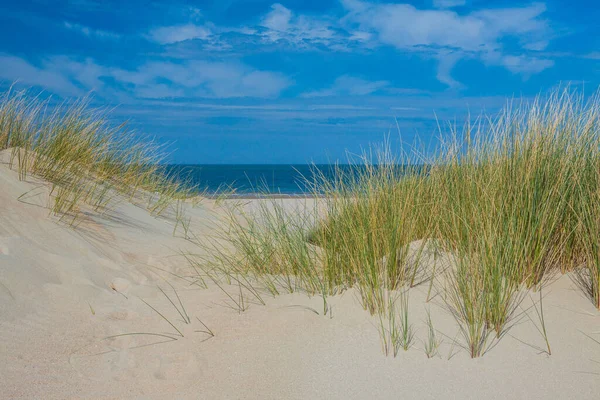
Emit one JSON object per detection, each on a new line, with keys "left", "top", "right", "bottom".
{"left": 192, "top": 88, "right": 600, "bottom": 358}
{"left": 0, "top": 87, "right": 192, "bottom": 224}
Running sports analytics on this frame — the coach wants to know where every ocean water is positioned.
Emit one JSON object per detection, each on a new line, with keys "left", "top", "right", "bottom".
{"left": 165, "top": 164, "right": 338, "bottom": 196}
{"left": 166, "top": 164, "right": 426, "bottom": 196}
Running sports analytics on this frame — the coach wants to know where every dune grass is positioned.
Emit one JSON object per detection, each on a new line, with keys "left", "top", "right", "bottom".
{"left": 190, "top": 88, "right": 600, "bottom": 357}
{"left": 423, "top": 308, "right": 440, "bottom": 358}
{"left": 0, "top": 87, "right": 191, "bottom": 224}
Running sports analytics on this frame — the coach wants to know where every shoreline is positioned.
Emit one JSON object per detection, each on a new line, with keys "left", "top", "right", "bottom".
{"left": 201, "top": 192, "right": 326, "bottom": 199}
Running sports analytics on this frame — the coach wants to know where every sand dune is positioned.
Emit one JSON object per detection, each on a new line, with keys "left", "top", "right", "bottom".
{"left": 1, "top": 153, "right": 599, "bottom": 399}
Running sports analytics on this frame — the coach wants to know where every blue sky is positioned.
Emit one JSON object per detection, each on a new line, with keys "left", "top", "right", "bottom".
{"left": 0, "top": 0, "right": 598, "bottom": 163}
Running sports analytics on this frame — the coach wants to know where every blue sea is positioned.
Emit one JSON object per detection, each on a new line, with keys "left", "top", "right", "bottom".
{"left": 166, "top": 164, "right": 338, "bottom": 196}
{"left": 166, "top": 164, "right": 426, "bottom": 196}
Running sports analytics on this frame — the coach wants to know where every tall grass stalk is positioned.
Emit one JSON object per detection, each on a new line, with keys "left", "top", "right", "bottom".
{"left": 424, "top": 309, "right": 440, "bottom": 358}
{"left": 527, "top": 289, "right": 552, "bottom": 355}
{"left": 0, "top": 88, "right": 192, "bottom": 223}
{"left": 377, "top": 289, "right": 414, "bottom": 356}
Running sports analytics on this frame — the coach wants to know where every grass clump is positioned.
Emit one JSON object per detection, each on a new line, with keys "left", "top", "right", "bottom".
{"left": 423, "top": 308, "right": 440, "bottom": 358}
{"left": 0, "top": 87, "right": 192, "bottom": 224}
{"left": 308, "top": 160, "right": 435, "bottom": 314}
{"left": 193, "top": 197, "right": 325, "bottom": 305}
{"left": 189, "top": 88, "right": 600, "bottom": 357}
{"left": 377, "top": 289, "right": 414, "bottom": 356}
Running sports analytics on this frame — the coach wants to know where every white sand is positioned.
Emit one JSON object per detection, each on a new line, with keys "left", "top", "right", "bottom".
{"left": 0, "top": 151, "right": 599, "bottom": 399}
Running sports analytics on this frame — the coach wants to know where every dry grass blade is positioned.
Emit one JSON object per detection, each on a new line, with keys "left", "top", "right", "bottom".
{"left": 139, "top": 297, "right": 184, "bottom": 337}
{"left": 195, "top": 317, "right": 215, "bottom": 338}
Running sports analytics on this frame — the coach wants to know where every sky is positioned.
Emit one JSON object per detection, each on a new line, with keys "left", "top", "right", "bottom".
{"left": 0, "top": 0, "right": 598, "bottom": 164}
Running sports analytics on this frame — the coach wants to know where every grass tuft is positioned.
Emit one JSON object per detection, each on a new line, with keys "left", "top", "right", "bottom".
{"left": 0, "top": 87, "right": 194, "bottom": 225}
{"left": 424, "top": 308, "right": 440, "bottom": 358}
{"left": 186, "top": 88, "right": 600, "bottom": 357}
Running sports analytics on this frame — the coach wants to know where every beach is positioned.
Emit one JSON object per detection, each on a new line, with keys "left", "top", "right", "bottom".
{"left": 1, "top": 149, "right": 599, "bottom": 399}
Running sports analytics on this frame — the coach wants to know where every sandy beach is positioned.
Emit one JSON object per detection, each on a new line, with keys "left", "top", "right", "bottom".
{"left": 1, "top": 148, "right": 599, "bottom": 400}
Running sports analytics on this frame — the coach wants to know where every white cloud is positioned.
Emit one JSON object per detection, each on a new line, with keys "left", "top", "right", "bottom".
{"left": 149, "top": 24, "right": 212, "bottom": 44}
{"left": 135, "top": 1, "right": 555, "bottom": 91}
{"left": 495, "top": 54, "right": 554, "bottom": 75}
{"left": 341, "top": 0, "right": 552, "bottom": 87}
{"left": 238, "top": 70, "right": 291, "bottom": 98}
{"left": 109, "top": 61, "right": 290, "bottom": 98}
{"left": 258, "top": 4, "right": 341, "bottom": 48}
{"left": 303, "top": 75, "right": 389, "bottom": 97}
{"left": 436, "top": 54, "right": 464, "bottom": 89}
{"left": 112, "top": 60, "right": 291, "bottom": 98}
{"left": 0, "top": 54, "right": 83, "bottom": 96}
{"left": 472, "top": 3, "right": 549, "bottom": 50}
{"left": 342, "top": 1, "right": 548, "bottom": 52}
{"left": 45, "top": 56, "right": 108, "bottom": 91}
{"left": 64, "top": 21, "right": 120, "bottom": 39}
{"left": 147, "top": 0, "right": 553, "bottom": 76}
{"left": 261, "top": 4, "right": 293, "bottom": 31}
{"left": 148, "top": 3, "right": 346, "bottom": 50}
{"left": 0, "top": 55, "right": 291, "bottom": 99}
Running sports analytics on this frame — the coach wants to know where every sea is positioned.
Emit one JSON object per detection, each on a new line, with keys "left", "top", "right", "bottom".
{"left": 165, "top": 164, "right": 339, "bottom": 197}
{"left": 166, "top": 164, "right": 426, "bottom": 197}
